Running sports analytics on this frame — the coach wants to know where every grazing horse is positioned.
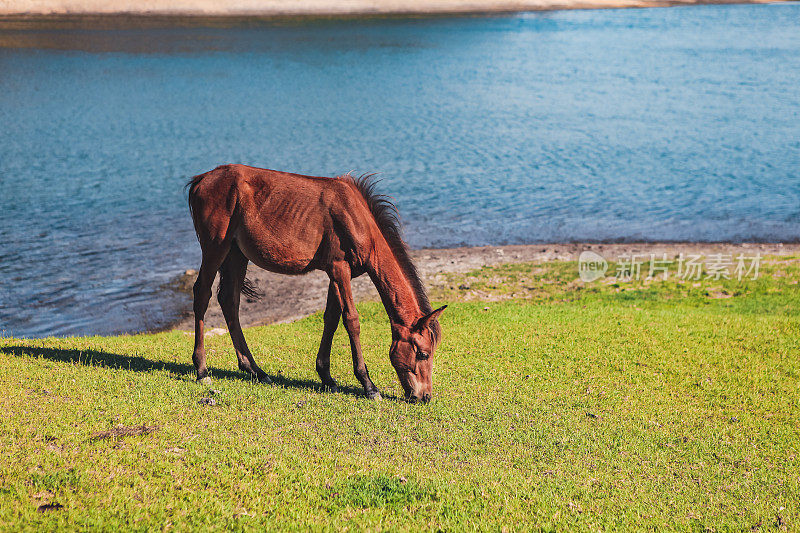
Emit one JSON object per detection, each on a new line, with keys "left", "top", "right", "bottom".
{"left": 187, "top": 164, "right": 446, "bottom": 402}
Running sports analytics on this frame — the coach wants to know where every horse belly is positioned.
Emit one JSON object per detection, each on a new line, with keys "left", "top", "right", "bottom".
{"left": 235, "top": 213, "right": 325, "bottom": 275}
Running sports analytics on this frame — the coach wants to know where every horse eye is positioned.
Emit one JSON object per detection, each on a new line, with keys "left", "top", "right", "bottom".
{"left": 416, "top": 350, "right": 430, "bottom": 360}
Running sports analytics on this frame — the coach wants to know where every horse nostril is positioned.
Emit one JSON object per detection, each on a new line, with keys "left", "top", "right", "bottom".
{"left": 422, "top": 394, "right": 431, "bottom": 403}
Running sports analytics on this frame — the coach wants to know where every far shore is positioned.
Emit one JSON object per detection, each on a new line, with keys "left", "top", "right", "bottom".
{"left": 0, "top": 0, "right": 789, "bottom": 20}
{"left": 171, "top": 242, "right": 800, "bottom": 333}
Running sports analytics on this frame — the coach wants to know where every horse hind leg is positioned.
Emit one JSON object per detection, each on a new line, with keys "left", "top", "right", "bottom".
{"left": 192, "top": 243, "right": 230, "bottom": 384}
{"left": 218, "top": 242, "right": 271, "bottom": 384}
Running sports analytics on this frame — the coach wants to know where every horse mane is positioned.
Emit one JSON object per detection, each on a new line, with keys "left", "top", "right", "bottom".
{"left": 340, "top": 172, "right": 441, "bottom": 345}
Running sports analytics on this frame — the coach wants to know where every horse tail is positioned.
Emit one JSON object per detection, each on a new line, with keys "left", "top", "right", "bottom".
{"left": 240, "top": 278, "right": 262, "bottom": 301}
{"left": 217, "top": 247, "right": 264, "bottom": 302}
{"left": 187, "top": 169, "right": 261, "bottom": 302}
{"left": 185, "top": 172, "right": 205, "bottom": 220}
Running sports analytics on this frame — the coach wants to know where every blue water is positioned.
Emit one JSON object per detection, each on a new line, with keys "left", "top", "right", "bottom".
{"left": 1, "top": 4, "right": 799, "bottom": 337}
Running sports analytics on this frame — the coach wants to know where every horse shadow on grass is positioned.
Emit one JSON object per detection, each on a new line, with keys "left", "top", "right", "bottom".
{"left": 0, "top": 345, "right": 398, "bottom": 400}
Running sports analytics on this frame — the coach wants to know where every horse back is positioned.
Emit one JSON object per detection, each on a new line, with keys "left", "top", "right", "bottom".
{"left": 189, "top": 164, "right": 378, "bottom": 274}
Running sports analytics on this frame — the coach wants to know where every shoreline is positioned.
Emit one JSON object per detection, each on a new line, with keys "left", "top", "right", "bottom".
{"left": 0, "top": 0, "right": 788, "bottom": 20}
{"left": 171, "top": 241, "right": 800, "bottom": 333}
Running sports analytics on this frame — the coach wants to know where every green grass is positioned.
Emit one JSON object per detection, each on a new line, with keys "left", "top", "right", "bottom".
{"left": 1, "top": 257, "right": 799, "bottom": 531}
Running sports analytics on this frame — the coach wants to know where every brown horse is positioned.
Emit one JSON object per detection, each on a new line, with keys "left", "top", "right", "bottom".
{"left": 187, "top": 164, "right": 446, "bottom": 402}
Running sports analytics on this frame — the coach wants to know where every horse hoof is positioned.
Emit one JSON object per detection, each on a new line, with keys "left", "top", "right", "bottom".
{"left": 199, "top": 376, "right": 212, "bottom": 386}
{"left": 366, "top": 391, "right": 382, "bottom": 401}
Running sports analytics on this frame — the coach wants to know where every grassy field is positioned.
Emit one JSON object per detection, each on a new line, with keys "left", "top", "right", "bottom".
{"left": 1, "top": 256, "right": 799, "bottom": 531}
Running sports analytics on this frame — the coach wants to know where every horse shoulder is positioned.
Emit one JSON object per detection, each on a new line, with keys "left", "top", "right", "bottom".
{"left": 319, "top": 180, "right": 378, "bottom": 258}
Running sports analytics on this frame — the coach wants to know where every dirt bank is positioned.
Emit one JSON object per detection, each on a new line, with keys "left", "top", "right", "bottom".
{"left": 172, "top": 242, "right": 800, "bottom": 332}
{"left": 0, "top": 0, "right": 785, "bottom": 18}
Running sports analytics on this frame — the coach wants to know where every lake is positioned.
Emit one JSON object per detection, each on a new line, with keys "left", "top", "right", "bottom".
{"left": 0, "top": 3, "right": 799, "bottom": 337}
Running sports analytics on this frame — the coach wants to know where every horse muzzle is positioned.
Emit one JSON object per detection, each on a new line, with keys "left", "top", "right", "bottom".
{"left": 406, "top": 392, "right": 431, "bottom": 404}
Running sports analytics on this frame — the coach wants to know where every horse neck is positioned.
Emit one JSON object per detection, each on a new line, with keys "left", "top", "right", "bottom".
{"left": 365, "top": 239, "right": 422, "bottom": 329}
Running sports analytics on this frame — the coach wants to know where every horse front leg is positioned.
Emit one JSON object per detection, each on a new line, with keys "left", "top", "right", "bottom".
{"left": 316, "top": 280, "right": 341, "bottom": 392}
{"left": 329, "top": 262, "right": 381, "bottom": 400}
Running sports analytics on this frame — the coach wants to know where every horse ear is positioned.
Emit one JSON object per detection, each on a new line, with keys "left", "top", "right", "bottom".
{"left": 414, "top": 305, "right": 447, "bottom": 332}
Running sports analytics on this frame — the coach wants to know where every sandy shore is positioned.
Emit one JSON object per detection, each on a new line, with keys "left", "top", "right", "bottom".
{"left": 172, "top": 242, "right": 800, "bottom": 332}
{"left": 0, "top": 0, "right": 786, "bottom": 17}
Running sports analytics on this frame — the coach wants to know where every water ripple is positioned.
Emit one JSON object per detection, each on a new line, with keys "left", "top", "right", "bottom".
{"left": 1, "top": 4, "right": 799, "bottom": 337}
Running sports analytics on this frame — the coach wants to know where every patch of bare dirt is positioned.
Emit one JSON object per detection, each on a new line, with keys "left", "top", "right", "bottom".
{"left": 90, "top": 425, "right": 159, "bottom": 441}
{"left": 172, "top": 242, "right": 800, "bottom": 331}
{"left": 36, "top": 502, "right": 63, "bottom": 513}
